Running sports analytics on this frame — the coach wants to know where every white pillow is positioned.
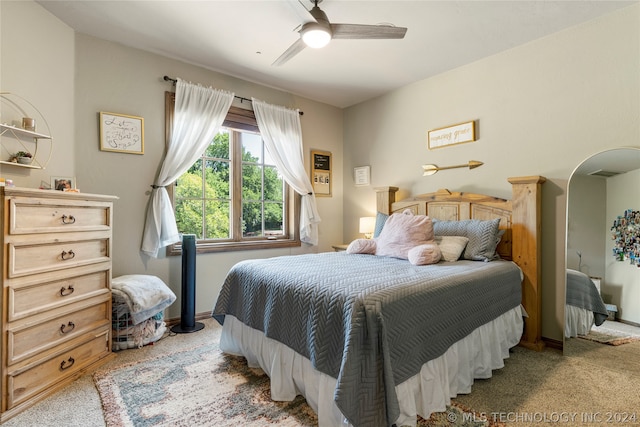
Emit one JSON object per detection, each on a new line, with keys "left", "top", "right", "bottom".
{"left": 434, "top": 236, "right": 469, "bottom": 262}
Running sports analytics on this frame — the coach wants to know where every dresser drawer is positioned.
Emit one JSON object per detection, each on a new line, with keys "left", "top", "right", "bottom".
{"left": 7, "top": 269, "right": 110, "bottom": 322}
{"left": 7, "top": 197, "right": 112, "bottom": 235}
{"left": 8, "top": 239, "right": 110, "bottom": 278}
{"left": 6, "top": 328, "right": 110, "bottom": 409}
{"left": 7, "top": 299, "right": 111, "bottom": 365}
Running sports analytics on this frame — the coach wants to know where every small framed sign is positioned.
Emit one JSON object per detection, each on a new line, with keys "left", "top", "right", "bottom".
{"left": 99, "top": 112, "right": 145, "bottom": 154}
{"left": 428, "top": 120, "right": 476, "bottom": 150}
{"left": 311, "top": 150, "right": 331, "bottom": 197}
{"left": 354, "top": 166, "right": 370, "bottom": 186}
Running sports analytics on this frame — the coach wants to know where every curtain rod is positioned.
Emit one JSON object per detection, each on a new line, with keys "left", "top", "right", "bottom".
{"left": 163, "top": 76, "right": 303, "bottom": 115}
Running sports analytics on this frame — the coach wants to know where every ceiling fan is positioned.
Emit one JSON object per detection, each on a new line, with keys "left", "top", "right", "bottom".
{"left": 273, "top": 0, "right": 408, "bottom": 66}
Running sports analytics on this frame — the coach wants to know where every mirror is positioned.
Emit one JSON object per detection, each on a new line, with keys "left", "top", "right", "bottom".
{"left": 565, "top": 147, "right": 640, "bottom": 355}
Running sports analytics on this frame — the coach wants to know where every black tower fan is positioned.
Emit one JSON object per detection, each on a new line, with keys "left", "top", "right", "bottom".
{"left": 171, "top": 234, "right": 204, "bottom": 333}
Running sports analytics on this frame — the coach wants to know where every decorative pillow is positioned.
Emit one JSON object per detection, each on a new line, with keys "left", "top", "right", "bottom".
{"left": 433, "top": 218, "right": 501, "bottom": 261}
{"left": 375, "top": 210, "right": 434, "bottom": 260}
{"left": 434, "top": 236, "right": 469, "bottom": 262}
{"left": 346, "top": 238, "right": 376, "bottom": 254}
{"left": 373, "top": 212, "right": 389, "bottom": 238}
{"left": 494, "top": 229, "right": 506, "bottom": 259}
{"left": 408, "top": 243, "right": 442, "bottom": 265}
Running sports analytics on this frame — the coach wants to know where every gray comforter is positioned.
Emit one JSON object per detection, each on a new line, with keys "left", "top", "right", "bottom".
{"left": 566, "top": 269, "right": 608, "bottom": 326}
{"left": 212, "top": 252, "right": 522, "bottom": 427}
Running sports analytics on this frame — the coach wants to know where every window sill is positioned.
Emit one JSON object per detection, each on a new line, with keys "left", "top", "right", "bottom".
{"left": 166, "top": 238, "right": 301, "bottom": 256}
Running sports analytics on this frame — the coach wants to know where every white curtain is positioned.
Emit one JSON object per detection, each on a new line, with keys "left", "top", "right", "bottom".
{"left": 141, "top": 79, "right": 234, "bottom": 257}
{"left": 252, "top": 98, "right": 321, "bottom": 245}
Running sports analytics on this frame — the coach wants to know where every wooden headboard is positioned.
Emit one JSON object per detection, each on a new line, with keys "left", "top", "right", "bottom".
{"left": 375, "top": 176, "right": 546, "bottom": 351}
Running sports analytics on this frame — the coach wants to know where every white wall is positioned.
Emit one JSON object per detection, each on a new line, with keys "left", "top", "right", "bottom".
{"left": 606, "top": 168, "right": 640, "bottom": 324}
{"left": 1, "top": 1, "right": 75, "bottom": 183}
{"left": 1, "top": 1, "right": 344, "bottom": 320}
{"left": 343, "top": 4, "right": 640, "bottom": 341}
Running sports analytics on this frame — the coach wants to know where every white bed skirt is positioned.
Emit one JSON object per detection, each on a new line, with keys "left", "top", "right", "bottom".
{"left": 219, "top": 305, "right": 524, "bottom": 427}
{"left": 565, "top": 304, "right": 595, "bottom": 338}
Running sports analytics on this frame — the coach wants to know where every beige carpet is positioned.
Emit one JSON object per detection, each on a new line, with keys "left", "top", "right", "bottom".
{"left": 2, "top": 317, "right": 639, "bottom": 426}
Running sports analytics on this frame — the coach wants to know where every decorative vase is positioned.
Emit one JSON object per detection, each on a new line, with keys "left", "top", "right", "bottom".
{"left": 17, "top": 156, "right": 32, "bottom": 165}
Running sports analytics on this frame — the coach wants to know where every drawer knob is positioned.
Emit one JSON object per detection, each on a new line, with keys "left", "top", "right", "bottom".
{"left": 61, "top": 214, "right": 76, "bottom": 224}
{"left": 60, "top": 357, "right": 75, "bottom": 370}
{"left": 61, "top": 250, "right": 76, "bottom": 260}
{"left": 60, "top": 321, "right": 75, "bottom": 334}
{"left": 60, "top": 285, "right": 75, "bottom": 296}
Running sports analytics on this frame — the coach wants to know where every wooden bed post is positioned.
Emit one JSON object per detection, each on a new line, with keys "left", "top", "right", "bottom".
{"left": 508, "top": 175, "right": 546, "bottom": 351}
{"left": 374, "top": 186, "right": 399, "bottom": 215}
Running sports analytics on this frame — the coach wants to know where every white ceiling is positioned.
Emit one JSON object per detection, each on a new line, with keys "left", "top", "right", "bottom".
{"left": 38, "top": 0, "right": 634, "bottom": 108}
{"left": 573, "top": 148, "right": 640, "bottom": 177}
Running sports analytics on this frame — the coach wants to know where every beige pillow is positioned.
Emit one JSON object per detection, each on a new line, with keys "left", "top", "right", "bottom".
{"left": 435, "top": 236, "right": 469, "bottom": 262}
{"left": 346, "top": 238, "right": 376, "bottom": 254}
{"left": 408, "top": 243, "right": 442, "bottom": 265}
{"left": 375, "top": 210, "right": 435, "bottom": 260}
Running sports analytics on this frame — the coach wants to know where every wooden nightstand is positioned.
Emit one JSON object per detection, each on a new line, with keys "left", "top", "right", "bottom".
{"left": 332, "top": 244, "right": 349, "bottom": 252}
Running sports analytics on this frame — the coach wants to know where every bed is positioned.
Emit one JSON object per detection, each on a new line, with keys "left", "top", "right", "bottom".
{"left": 565, "top": 269, "right": 609, "bottom": 338}
{"left": 212, "top": 176, "right": 545, "bottom": 427}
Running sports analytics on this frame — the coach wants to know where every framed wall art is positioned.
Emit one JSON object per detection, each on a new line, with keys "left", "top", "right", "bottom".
{"left": 311, "top": 150, "right": 332, "bottom": 197}
{"left": 99, "top": 112, "right": 145, "bottom": 154}
{"left": 428, "top": 120, "right": 476, "bottom": 150}
{"left": 354, "top": 166, "right": 370, "bottom": 186}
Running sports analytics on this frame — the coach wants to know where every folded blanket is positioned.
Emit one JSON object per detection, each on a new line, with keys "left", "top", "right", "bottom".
{"left": 112, "top": 274, "right": 176, "bottom": 325}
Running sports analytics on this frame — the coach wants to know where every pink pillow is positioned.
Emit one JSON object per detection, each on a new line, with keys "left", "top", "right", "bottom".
{"left": 408, "top": 243, "right": 442, "bottom": 265}
{"left": 375, "top": 210, "right": 435, "bottom": 260}
{"left": 346, "top": 238, "right": 376, "bottom": 254}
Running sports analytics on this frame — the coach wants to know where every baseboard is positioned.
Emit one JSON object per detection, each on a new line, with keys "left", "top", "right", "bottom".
{"left": 165, "top": 311, "right": 211, "bottom": 327}
{"left": 616, "top": 318, "right": 640, "bottom": 328}
{"left": 542, "top": 336, "right": 563, "bottom": 351}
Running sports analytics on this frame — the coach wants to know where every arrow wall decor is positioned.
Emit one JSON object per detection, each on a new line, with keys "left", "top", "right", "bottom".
{"left": 422, "top": 160, "right": 483, "bottom": 176}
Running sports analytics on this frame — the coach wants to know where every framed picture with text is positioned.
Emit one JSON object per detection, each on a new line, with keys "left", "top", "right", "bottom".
{"left": 99, "top": 112, "right": 145, "bottom": 154}
{"left": 354, "top": 166, "right": 371, "bottom": 186}
{"left": 428, "top": 120, "right": 476, "bottom": 150}
{"left": 311, "top": 150, "right": 331, "bottom": 197}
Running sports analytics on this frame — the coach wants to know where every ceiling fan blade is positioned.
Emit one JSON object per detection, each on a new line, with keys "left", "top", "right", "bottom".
{"left": 272, "top": 38, "right": 306, "bottom": 66}
{"left": 331, "top": 23, "right": 407, "bottom": 39}
{"left": 288, "top": 0, "right": 314, "bottom": 21}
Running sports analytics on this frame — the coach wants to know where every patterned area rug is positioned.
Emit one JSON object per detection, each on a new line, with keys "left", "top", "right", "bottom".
{"left": 93, "top": 341, "right": 499, "bottom": 427}
{"left": 579, "top": 328, "right": 640, "bottom": 346}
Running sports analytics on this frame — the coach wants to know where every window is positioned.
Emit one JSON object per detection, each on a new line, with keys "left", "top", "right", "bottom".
{"left": 165, "top": 92, "right": 300, "bottom": 255}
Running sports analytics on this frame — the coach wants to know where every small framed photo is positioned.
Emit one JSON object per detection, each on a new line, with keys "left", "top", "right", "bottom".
{"left": 51, "top": 176, "right": 76, "bottom": 191}
{"left": 99, "top": 112, "right": 144, "bottom": 154}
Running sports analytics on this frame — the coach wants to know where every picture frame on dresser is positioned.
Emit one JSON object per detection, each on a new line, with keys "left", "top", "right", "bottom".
{"left": 51, "top": 176, "right": 75, "bottom": 191}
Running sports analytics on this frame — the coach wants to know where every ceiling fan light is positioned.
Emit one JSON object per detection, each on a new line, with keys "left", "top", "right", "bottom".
{"left": 301, "top": 25, "right": 331, "bottom": 48}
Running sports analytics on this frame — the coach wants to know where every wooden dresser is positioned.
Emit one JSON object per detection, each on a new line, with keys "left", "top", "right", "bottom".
{"left": 0, "top": 187, "right": 117, "bottom": 421}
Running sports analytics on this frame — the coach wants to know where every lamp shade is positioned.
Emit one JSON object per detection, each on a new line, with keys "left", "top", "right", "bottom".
{"left": 301, "top": 23, "right": 332, "bottom": 48}
{"left": 359, "top": 216, "right": 376, "bottom": 238}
